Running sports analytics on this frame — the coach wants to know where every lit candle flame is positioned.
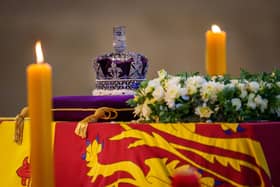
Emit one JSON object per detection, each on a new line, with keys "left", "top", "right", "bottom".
{"left": 35, "top": 41, "right": 44, "bottom": 64}
{"left": 211, "top": 24, "right": 221, "bottom": 33}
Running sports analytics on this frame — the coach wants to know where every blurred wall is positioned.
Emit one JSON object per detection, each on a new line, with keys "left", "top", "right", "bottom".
{"left": 0, "top": 0, "right": 279, "bottom": 116}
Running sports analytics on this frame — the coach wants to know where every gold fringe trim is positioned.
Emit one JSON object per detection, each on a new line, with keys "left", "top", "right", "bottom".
{"left": 74, "top": 107, "right": 118, "bottom": 139}
{"left": 13, "top": 106, "right": 131, "bottom": 143}
{"left": 52, "top": 108, "right": 134, "bottom": 112}
{"left": 0, "top": 117, "right": 17, "bottom": 121}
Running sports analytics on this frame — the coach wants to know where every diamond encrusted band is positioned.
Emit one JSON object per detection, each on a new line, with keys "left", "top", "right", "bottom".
{"left": 96, "top": 79, "right": 144, "bottom": 90}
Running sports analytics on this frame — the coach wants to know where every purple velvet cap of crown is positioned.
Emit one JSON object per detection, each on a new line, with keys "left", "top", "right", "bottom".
{"left": 53, "top": 95, "right": 135, "bottom": 121}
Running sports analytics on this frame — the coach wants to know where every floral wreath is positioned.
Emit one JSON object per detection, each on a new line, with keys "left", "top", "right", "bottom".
{"left": 128, "top": 69, "right": 280, "bottom": 123}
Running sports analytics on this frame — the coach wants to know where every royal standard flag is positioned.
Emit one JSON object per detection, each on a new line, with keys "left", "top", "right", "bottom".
{"left": 55, "top": 122, "right": 272, "bottom": 187}
{"left": 0, "top": 119, "right": 273, "bottom": 186}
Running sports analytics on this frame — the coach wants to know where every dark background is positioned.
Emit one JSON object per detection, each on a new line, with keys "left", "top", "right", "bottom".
{"left": 0, "top": 0, "right": 279, "bottom": 116}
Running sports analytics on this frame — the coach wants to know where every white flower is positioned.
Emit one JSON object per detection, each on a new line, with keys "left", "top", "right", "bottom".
{"left": 165, "top": 97, "right": 175, "bottom": 109}
{"left": 167, "top": 76, "right": 181, "bottom": 87}
{"left": 185, "top": 76, "right": 206, "bottom": 95}
{"left": 148, "top": 78, "right": 161, "bottom": 88}
{"left": 195, "top": 104, "right": 213, "bottom": 118}
{"left": 248, "top": 81, "right": 260, "bottom": 93}
{"left": 145, "top": 78, "right": 161, "bottom": 94}
{"left": 254, "top": 95, "right": 268, "bottom": 112}
{"left": 152, "top": 86, "right": 165, "bottom": 101}
{"left": 254, "top": 95, "right": 263, "bottom": 105}
{"left": 166, "top": 85, "right": 180, "bottom": 98}
{"left": 240, "top": 90, "right": 248, "bottom": 99}
{"left": 165, "top": 85, "right": 180, "bottom": 109}
{"left": 247, "top": 93, "right": 256, "bottom": 109}
{"left": 247, "top": 101, "right": 257, "bottom": 109}
{"left": 238, "top": 83, "right": 248, "bottom": 98}
{"left": 260, "top": 99, "right": 268, "bottom": 112}
{"left": 200, "top": 81, "right": 224, "bottom": 102}
{"left": 231, "top": 98, "right": 242, "bottom": 111}
{"left": 132, "top": 69, "right": 280, "bottom": 122}
{"left": 186, "top": 84, "right": 197, "bottom": 95}
{"left": 164, "top": 76, "right": 187, "bottom": 108}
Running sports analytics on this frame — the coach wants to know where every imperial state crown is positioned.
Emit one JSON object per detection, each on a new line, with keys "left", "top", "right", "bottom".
{"left": 92, "top": 26, "right": 148, "bottom": 95}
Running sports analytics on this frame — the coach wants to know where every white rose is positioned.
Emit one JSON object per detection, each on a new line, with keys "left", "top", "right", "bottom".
{"left": 165, "top": 98, "right": 175, "bottom": 109}
{"left": 178, "top": 87, "right": 187, "bottom": 97}
{"left": 148, "top": 78, "right": 161, "bottom": 88}
{"left": 200, "top": 81, "right": 224, "bottom": 102}
{"left": 248, "top": 81, "right": 260, "bottom": 93}
{"left": 185, "top": 76, "right": 206, "bottom": 95}
{"left": 254, "top": 95, "right": 268, "bottom": 112}
{"left": 186, "top": 76, "right": 206, "bottom": 88}
{"left": 167, "top": 76, "right": 180, "bottom": 87}
{"left": 240, "top": 90, "right": 248, "bottom": 99}
{"left": 186, "top": 84, "right": 197, "bottom": 95}
{"left": 247, "top": 93, "right": 256, "bottom": 109}
{"left": 231, "top": 98, "right": 242, "bottom": 111}
{"left": 238, "top": 83, "right": 248, "bottom": 98}
{"left": 260, "top": 99, "right": 268, "bottom": 112}
{"left": 166, "top": 85, "right": 180, "bottom": 99}
{"left": 164, "top": 85, "right": 180, "bottom": 109}
{"left": 254, "top": 95, "right": 262, "bottom": 105}
{"left": 248, "top": 93, "right": 255, "bottom": 100}
{"left": 145, "top": 78, "right": 161, "bottom": 94}
{"left": 152, "top": 86, "right": 165, "bottom": 101}
{"left": 247, "top": 100, "right": 257, "bottom": 109}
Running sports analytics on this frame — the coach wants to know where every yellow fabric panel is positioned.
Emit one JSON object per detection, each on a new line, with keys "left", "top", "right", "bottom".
{"left": 0, "top": 119, "right": 31, "bottom": 186}
{"left": 0, "top": 119, "right": 56, "bottom": 187}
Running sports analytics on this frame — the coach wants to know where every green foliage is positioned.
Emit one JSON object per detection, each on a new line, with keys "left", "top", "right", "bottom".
{"left": 128, "top": 69, "right": 280, "bottom": 123}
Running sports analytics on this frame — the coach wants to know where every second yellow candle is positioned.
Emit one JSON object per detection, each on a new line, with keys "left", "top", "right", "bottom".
{"left": 205, "top": 24, "right": 227, "bottom": 76}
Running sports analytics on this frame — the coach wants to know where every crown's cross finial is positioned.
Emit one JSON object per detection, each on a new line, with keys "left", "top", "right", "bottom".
{"left": 113, "top": 26, "right": 127, "bottom": 53}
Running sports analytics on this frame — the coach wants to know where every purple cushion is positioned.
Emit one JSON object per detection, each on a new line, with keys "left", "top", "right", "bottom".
{"left": 52, "top": 95, "right": 135, "bottom": 121}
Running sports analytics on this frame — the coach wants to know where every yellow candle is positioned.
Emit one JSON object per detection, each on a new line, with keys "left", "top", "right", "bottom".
{"left": 27, "top": 41, "right": 54, "bottom": 187}
{"left": 205, "top": 24, "right": 227, "bottom": 76}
